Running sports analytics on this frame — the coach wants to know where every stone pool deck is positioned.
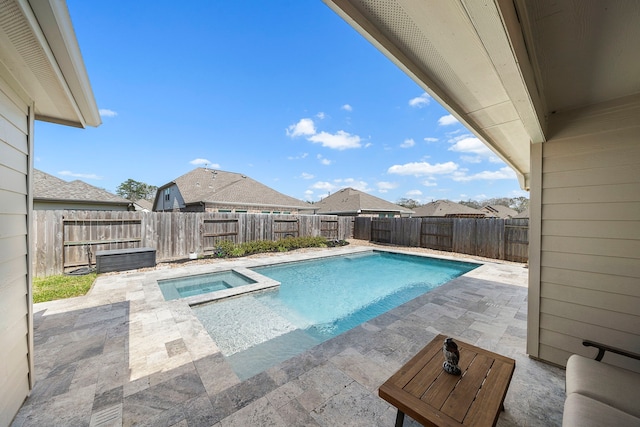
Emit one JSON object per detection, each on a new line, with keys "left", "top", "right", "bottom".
{"left": 12, "top": 245, "right": 566, "bottom": 426}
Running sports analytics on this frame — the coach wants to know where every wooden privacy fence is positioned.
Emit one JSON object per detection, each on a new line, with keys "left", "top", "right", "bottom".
{"left": 354, "top": 217, "right": 528, "bottom": 263}
{"left": 32, "top": 211, "right": 354, "bottom": 277}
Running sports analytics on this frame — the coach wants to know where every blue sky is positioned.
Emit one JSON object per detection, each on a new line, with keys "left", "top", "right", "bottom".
{"left": 35, "top": 1, "right": 527, "bottom": 204}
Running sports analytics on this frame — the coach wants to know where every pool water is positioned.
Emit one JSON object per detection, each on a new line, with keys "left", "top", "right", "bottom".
{"left": 158, "top": 270, "right": 256, "bottom": 300}
{"left": 192, "top": 251, "right": 478, "bottom": 380}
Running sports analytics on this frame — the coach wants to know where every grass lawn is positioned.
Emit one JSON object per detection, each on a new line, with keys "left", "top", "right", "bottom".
{"left": 33, "top": 273, "right": 97, "bottom": 303}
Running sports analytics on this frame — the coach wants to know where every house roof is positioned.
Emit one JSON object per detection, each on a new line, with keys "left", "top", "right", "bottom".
{"left": 313, "top": 187, "right": 414, "bottom": 215}
{"left": 481, "top": 205, "right": 518, "bottom": 219}
{"left": 162, "top": 168, "right": 311, "bottom": 210}
{"left": 133, "top": 199, "right": 154, "bottom": 211}
{"left": 0, "top": 0, "right": 100, "bottom": 127}
{"left": 412, "top": 200, "right": 485, "bottom": 218}
{"left": 323, "top": 1, "right": 640, "bottom": 190}
{"left": 34, "top": 169, "right": 131, "bottom": 205}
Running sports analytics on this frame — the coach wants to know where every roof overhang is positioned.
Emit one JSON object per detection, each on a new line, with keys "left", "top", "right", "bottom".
{"left": 0, "top": 0, "right": 100, "bottom": 128}
{"left": 323, "top": 1, "right": 640, "bottom": 191}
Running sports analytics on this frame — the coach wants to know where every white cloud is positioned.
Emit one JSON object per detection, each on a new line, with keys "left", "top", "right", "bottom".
{"left": 438, "top": 114, "right": 459, "bottom": 126}
{"left": 300, "top": 172, "right": 314, "bottom": 180}
{"left": 424, "top": 137, "right": 438, "bottom": 143}
{"left": 286, "top": 118, "right": 316, "bottom": 137}
{"left": 451, "top": 166, "right": 516, "bottom": 182}
{"left": 406, "top": 189, "right": 423, "bottom": 197}
{"left": 400, "top": 138, "right": 415, "bottom": 148}
{"left": 448, "top": 136, "right": 491, "bottom": 155}
{"left": 422, "top": 180, "right": 438, "bottom": 187}
{"left": 387, "top": 161, "right": 458, "bottom": 176}
{"left": 99, "top": 109, "right": 117, "bottom": 118}
{"left": 316, "top": 112, "right": 326, "bottom": 119}
{"left": 308, "top": 130, "right": 361, "bottom": 150}
{"left": 311, "top": 181, "right": 336, "bottom": 192}
{"left": 58, "top": 171, "right": 102, "bottom": 180}
{"left": 377, "top": 181, "right": 397, "bottom": 193}
{"left": 190, "top": 158, "right": 220, "bottom": 168}
{"left": 317, "top": 154, "right": 332, "bottom": 165}
{"left": 341, "top": 104, "right": 353, "bottom": 112}
{"left": 409, "top": 93, "right": 431, "bottom": 108}
{"left": 287, "top": 152, "right": 309, "bottom": 160}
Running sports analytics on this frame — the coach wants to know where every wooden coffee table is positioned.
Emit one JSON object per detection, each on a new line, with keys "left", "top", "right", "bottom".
{"left": 379, "top": 334, "right": 515, "bottom": 427}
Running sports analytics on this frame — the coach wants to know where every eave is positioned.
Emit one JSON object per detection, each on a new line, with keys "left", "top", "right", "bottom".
{"left": 0, "top": 0, "right": 100, "bottom": 128}
{"left": 323, "top": 0, "right": 547, "bottom": 190}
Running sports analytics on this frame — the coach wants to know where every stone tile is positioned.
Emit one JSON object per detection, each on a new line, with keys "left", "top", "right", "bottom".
{"left": 276, "top": 398, "right": 322, "bottom": 426}
{"left": 194, "top": 353, "right": 240, "bottom": 395}
{"left": 329, "top": 348, "right": 394, "bottom": 392}
{"left": 265, "top": 379, "right": 304, "bottom": 409}
{"left": 310, "top": 381, "right": 389, "bottom": 427}
{"left": 122, "top": 371, "right": 206, "bottom": 426}
{"left": 219, "top": 396, "right": 285, "bottom": 427}
{"left": 92, "top": 386, "right": 123, "bottom": 412}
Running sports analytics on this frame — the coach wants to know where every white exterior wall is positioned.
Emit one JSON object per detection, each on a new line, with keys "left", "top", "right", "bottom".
{"left": 0, "top": 80, "right": 33, "bottom": 425}
{"left": 529, "top": 95, "right": 640, "bottom": 371}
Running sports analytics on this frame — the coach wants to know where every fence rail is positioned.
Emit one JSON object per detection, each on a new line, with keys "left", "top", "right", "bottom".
{"left": 33, "top": 211, "right": 354, "bottom": 277}
{"left": 354, "top": 217, "right": 528, "bottom": 263}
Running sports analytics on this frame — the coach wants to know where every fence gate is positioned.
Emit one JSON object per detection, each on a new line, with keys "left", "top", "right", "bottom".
{"left": 202, "top": 218, "right": 239, "bottom": 250}
{"left": 504, "top": 219, "right": 529, "bottom": 262}
{"left": 320, "top": 218, "right": 338, "bottom": 239}
{"left": 63, "top": 215, "right": 142, "bottom": 269}
{"left": 420, "top": 218, "right": 453, "bottom": 251}
{"left": 273, "top": 217, "right": 299, "bottom": 239}
{"left": 371, "top": 218, "right": 392, "bottom": 243}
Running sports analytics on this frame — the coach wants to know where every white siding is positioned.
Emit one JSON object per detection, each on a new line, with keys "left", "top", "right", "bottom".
{"left": 0, "top": 82, "right": 32, "bottom": 425}
{"left": 533, "top": 95, "right": 640, "bottom": 371}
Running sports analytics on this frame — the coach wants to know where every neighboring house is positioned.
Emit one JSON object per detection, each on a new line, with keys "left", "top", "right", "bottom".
{"left": 412, "top": 200, "right": 486, "bottom": 218}
{"left": 480, "top": 204, "right": 518, "bottom": 219}
{"left": 0, "top": 1, "right": 100, "bottom": 424}
{"left": 34, "top": 169, "right": 132, "bottom": 211}
{"left": 154, "top": 167, "right": 313, "bottom": 214}
{"left": 325, "top": 0, "right": 640, "bottom": 370}
{"left": 312, "top": 187, "right": 414, "bottom": 217}
{"left": 132, "top": 199, "right": 154, "bottom": 212}
{"left": 513, "top": 208, "right": 529, "bottom": 219}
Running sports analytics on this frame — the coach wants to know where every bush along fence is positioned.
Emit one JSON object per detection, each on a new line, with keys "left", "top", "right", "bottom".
{"left": 353, "top": 217, "right": 528, "bottom": 263}
{"left": 32, "top": 210, "right": 354, "bottom": 277}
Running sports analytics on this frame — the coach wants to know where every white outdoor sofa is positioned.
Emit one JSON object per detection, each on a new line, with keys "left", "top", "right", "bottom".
{"left": 563, "top": 341, "right": 640, "bottom": 426}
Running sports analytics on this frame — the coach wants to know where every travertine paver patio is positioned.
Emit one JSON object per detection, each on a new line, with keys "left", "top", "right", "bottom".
{"left": 12, "top": 245, "right": 565, "bottom": 426}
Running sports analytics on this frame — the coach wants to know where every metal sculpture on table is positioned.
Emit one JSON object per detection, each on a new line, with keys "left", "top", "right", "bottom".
{"left": 442, "top": 337, "right": 461, "bottom": 375}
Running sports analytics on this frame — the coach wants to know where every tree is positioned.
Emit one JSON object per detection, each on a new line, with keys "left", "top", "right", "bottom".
{"left": 396, "top": 198, "right": 421, "bottom": 209}
{"left": 116, "top": 179, "right": 157, "bottom": 201}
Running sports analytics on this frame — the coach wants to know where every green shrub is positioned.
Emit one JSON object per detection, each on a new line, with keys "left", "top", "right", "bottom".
{"left": 208, "top": 236, "right": 333, "bottom": 259}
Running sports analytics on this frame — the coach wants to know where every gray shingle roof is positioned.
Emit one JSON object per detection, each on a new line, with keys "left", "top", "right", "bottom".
{"left": 313, "top": 187, "right": 413, "bottom": 215}
{"left": 168, "top": 168, "right": 311, "bottom": 209}
{"left": 412, "top": 200, "right": 486, "bottom": 217}
{"left": 481, "top": 204, "right": 518, "bottom": 218}
{"left": 34, "top": 169, "right": 130, "bottom": 204}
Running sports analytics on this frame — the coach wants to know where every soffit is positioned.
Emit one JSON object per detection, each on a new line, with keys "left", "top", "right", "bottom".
{"left": 323, "top": 0, "right": 540, "bottom": 189}
{"left": 323, "top": 1, "right": 640, "bottom": 192}
{"left": 519, "top": 1, "right": 640, "bottom": 114}
{"left": 0, "top": 0, "right": 100, "bottom": 127}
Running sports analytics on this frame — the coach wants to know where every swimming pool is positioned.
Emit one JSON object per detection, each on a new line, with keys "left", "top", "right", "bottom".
{"left": 191, "top": 251, "right": 478, "bottom": 380}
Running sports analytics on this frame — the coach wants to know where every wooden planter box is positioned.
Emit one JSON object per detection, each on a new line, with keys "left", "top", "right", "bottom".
{"left": 96, "top": 247, "right": 156, "bottom": 273}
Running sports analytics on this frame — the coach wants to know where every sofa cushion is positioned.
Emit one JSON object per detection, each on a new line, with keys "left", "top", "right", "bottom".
{"left": 566, "top": 354, "right": 640, "bottom": 418}
{"left": 563, "top": 393, "right": 640, "bottom": 427}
